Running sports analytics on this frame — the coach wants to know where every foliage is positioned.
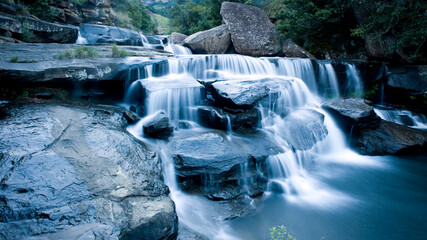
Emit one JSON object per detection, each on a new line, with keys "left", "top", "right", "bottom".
{"left": 168, "top": 0, "right": 247, "bottom": 35}
{"left": 57, "top": 46, "right": 99, "bottom": 59}
{"left": 20, "top": 0, "right": 59, "bottom": 22}
{"left": 8, "top": 56, "right": 37, "bottom": 63}
{"left": 153, "top": 13, "right": 172, "bottom": 35}
{"left": 71, "top": 0, "right": 88, "bottom": 7}
{"left": 113, "top": 0, "right": 155, "bottom": 33}
{"left": 21, "top": 22, "right": 34, "bottom": 43}
{"left": 9, "top": 56, "right": 19, "bottom": 63}
{"left": 350, "top": 0, "right": 427, "bottom": 61}
{"left": 111, "top": 44, "right": 130, "bottom": 58}
{"left": 270, "top": 225, "right": 296, "bottom": 240}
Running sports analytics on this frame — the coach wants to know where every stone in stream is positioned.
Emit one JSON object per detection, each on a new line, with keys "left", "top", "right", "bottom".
{"left": 220, "top": 2, "right": 281, "bottom": 57}
{"left": 197, "top": 106, "right": 260, "bottom": 130}
{"left": 170, "top": 32, "right": 188, "bottom": 45}
{"left": 143, "top": 111, "right": 174, "bottom": 139}
{"left": 183, "top": 24, "right": 231, "bottom": 54}
{"left": 351, "top": 120, "right": 427, "bottom": 155}
{"left": 210, "top": 77, "right": 289, "bottom": 109}
{"left": 322, "top": 97, "right": 381, "bottom": 131}
{"left": 169, "top": 131, "right": 284, "bottom": 200}
{"left": 0, "top": 104, "right": 177, "bottom": 240}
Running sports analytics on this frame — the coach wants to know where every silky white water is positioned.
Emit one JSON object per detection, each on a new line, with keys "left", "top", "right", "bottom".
{"left": 123, "top": 54, "right": 425, "bottom": 239}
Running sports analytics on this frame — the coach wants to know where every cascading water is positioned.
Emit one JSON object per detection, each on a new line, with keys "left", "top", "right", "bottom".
{"left": 123, "top": 54, "right": 420, "bottom": 239}
{"left": 165, "top": 44, "right": 193, "bottom": 55}
{"left": 374, "top": 107, "right": 427, "bottom": 130}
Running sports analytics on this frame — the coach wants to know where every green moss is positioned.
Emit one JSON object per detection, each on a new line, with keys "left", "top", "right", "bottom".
{"left": 9, "top": 56, "right": 37, "bottom": 63}
{"left": 111, "top": 44, "right": 130, "bottom": 58}
{"left": 9, "top": 56, "right": 19, "bottom": 62}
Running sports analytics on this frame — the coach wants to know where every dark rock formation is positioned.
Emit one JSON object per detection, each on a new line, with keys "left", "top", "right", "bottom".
{"left": 79, "top": 24, "right": 142, "bottom": 46}
{"left": 387, "top": 66, "right": 427, "bottom": 94}
{"left": 352, "top": 120, "right": 427, "bottom": 155}
{"left": 322, "top": 98, "right": 381, "bottom": 131}
{"left": 0, "top": 104, "right": 177, "bottom": 239}
{"left": 198, "top": 106, "right": 260, "bottom": 131}
{"left": 220, "top": 2, "right": 281, "bottom": 57}
{"left": 143, "top": 111, "right": 174, "bottom": 139}
{"left": 183, "top": 25, "right": 231, "bottom": 54}
{"left": 282, "top": 39, "right": 315, "bottom": 58}
{"left": 170, "top": 32, "right": 187, "bottom": 45}
{"left": 169, "top": 131, "right": 284, "bottom": 199}
{"left": 123, "top": 110, "right": 140, "bottom": 124}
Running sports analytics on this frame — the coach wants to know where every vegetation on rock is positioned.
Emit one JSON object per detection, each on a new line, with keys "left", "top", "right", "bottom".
{"left": 111, "top": 43, "right": 130, "bottom": 58}
{"left": 57, "top": 46, "right": 99, "bottom": 59}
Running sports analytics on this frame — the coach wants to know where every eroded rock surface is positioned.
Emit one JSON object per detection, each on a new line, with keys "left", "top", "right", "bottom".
{"left": 0, "top": 104, "right": 177, "bottom": 239}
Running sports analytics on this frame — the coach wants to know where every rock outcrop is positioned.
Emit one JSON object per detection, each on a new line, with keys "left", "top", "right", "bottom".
{"left": 183, "top": 25, "right": 231, "bottom": 54}
{"left": 352, "top": 120, "right": 427, "bottom": 155}
{"left": 79, "top": 24, "right": 142, "bottom": 46}
{"left": 387, "top": 65, "right": 427, "bottom": 94}
{"left": 0, "top": 14, "right": 78, "bottom": 43}
{"left": 0, "top": 104, "right": 177, "bottom": 239}
{"left": 143, "top": 111, "right": 174, "bottom": 139}
{"left": 322, "top": 98, "right": 381, "bottom": 131}
{"left": 169, "top": 131, "right": 284, "bottom": 199}
{"left": 282, "top": 39, "right": 315, "bottom": 58}
{"left": 323, "top": 97, "right": 427, "bottom": 155}
{"left": 220, "top": 2, "right": 281, "bottom": 57}
{"left": 197, "top": 106, "right": 260, "bottom": 131}
{"left": 170, "top": 32, "right": 187, "bottom": 45}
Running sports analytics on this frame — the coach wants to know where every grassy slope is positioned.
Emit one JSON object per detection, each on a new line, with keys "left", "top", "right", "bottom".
{"left": 153, "top": 13, "right": 171, "bottom": 35}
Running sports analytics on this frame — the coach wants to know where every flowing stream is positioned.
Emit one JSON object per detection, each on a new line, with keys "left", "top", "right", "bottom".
{"left": 125, "top": 54, "right": 427, "bottom": 239}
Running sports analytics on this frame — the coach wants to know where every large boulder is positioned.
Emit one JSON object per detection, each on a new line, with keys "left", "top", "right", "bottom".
{"left": 351, "top": 120, "right": 427, "bottom": 155}
{"left": 282, "top": 39, "right": 315, "bottom": 59}
{"left": 0, "top": 104, "right": 178, "bottom": 239}
{"left": 210, "top": 77, "right": 296, "bottom": 109}
{"left": 387, "top": 66, "right": 427, "bottom": 94}
{"left": 220, "top": 2, "right": 281, "bottom": 57}
{"left": 79, "top": 24, "right": 142, "bottom": 46}
{"left": 170, "top": 32, "right": 187, "bottom": 45}
{"left": 322, "top": 98, "right": 381, "bottom": 131}
{"left": 169, "top": 131, "right": 284, "bottom": 199}
{"left": 142, "top": 111, "right": 174, "bottom": 139}
{"left": 183, "top": 25, "right": 231, "bottom": 54}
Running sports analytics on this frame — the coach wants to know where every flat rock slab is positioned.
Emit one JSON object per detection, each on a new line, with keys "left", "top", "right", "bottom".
{"left": 140, "top": 75, "right": 204, "bottom": 92}
{"left": 0, "top": 104, "right": 177, "bottom": 239}
{"left": 322, "top": 97, "right": 381, "bottom": 130}
{"left": 210, "top": 77, "right": 295, "bottom": 109}
{"left": 352, "top": 120, "right": 427, "bottom": 155}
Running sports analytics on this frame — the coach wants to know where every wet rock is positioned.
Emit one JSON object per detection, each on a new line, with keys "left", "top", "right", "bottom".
{"left": 79, "top": 24, "right": 142, "bottom": 46}
{"left": 352, "top": 120, "right": 427, "bottom": 155}
{"left": 210, "top": 77, "right": 286, "bottom": 109}
{"left": 229, "top": 108, "right": 260, "bottom": 130}
{"left": 169, "top": 131, "right": 283, "bottom": 199}
{"left": 170, "top": 32, "right": 187, "bottom": 45}
{"left": 280, "top": 109, "right": 328, "bottom": 150}
{"left": 387, "top": 66, "right": 427, "bottom": 94}
{"left": 143, "top": 111, "right": 174, "bottom": 139}
{"left": 282, "top": 39, "right": 315, "bottom": 58}
{"left": 123, "top": 110, "right": 140, "bottom": 124}
{"left": 183, "top": 25, "right": 231, "bottom": 54}
{"left": 197, "top": 107, "right": 229, "bottom": 130}
{"left": 0, "top": 15, "right": 21, "bottom": 33}
{"left": 0, "top": 43, "right": 171, "bottom": 83}
{"left": 0, "top": 3, "right": 17, "bottom": 14}
{"left": 0, "top": 104, "right": 177, "bottom": 239}
{"left": 220, "top": 2, "right": 281, "bottom": 57}
{"left": 322, "top": 98, "right": 381, "bottom": 131}
{"left": 21, "top": 17, "right": 78, "bottom": 43}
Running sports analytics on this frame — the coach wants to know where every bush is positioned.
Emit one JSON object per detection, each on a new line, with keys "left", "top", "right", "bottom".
{"left": 21, "top": 22, "right": 34, "bottom": 42}
{"left": 270, "top": 225, "right": 296, "bottom": 240}
{"left": 58, "top": 46, "right": 99, "bottom": 59}
{"left": 9, "top": 56, "right": 19, "bottom": 63}
{"left": 111, "top": 44, "right": 130, "bottom": 58}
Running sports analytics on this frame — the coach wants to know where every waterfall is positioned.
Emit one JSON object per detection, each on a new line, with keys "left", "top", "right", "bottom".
{"left": 124, "top": 54, "right": 367, "bottom": 238}
{"left": 76, "top": 28, "right": 88, "bottom": 45}
{"left": 374, "top": 107, "right": 427, "bottom": 130}
{"left": 345, "top": 63, "right": 363, "bottom": 95}
{"left": 165, "top": 44, "right": 193, "bottom": 55}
